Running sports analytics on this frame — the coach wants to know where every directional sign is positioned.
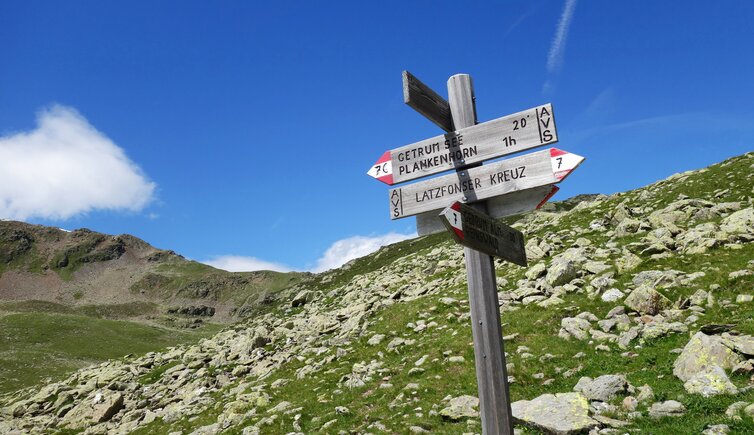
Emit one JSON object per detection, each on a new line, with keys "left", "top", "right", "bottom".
{"left": 368, "top": 103, "right": 557, "bottom": 185}
{"left": 388, "top": 148, "right": 583, "bottom": 219}
{"left": 440, "top": 201, "right": 527, "bottom": 266}
{"left": 402, "top": 70, "right": 454, "bottom": 132}
{"left": 416, "top": 184, "right": 559, "bottom": 236}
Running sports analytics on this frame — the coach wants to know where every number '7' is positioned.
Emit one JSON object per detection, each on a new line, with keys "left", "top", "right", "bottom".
{"left": 556, "top": 157, "right": 563, "bottom": 169}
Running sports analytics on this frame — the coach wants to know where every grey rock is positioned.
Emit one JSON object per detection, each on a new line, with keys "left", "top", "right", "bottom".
{"left": 560, "top": 317, "right": 592, "bottom": 341}
{"left": 673, "top": 332, "right": 743, "bottom": 382}
{"left": 573, "top": 374, "right": 630, "bottom": 402}
{"left": 291, "top": 290, "right": 314, "bottom": 307}
{"left": 683, "top": 366, "right": 738, "bottom": 397}
{"left": 624, "top": 285, "right": 672, "bottom": 315}
{"left": 702, "top": 424, "right": 730, "bottom": 435}
{"left": 525, "top": 263, "right": 547, "bottom": 280}
{"left": 60, "top": 391, "right": 124, "bottom": 430}
{"left": 601, "top": 288, "right": 625, "bottom": 303}
{"left": 512, "top": 392, "right": 599, "bottom": 434}
{"left": 439, "top": 395, "right": 479, "bottom": 420}
{"left": 546, "top": 260, "right": 579, "bottom": 287}
{"left": 721, "top": 333, "right": 754, "bottom": 356}
{"left": 648, "top": 400, "right": 686, "bottom": 418}
{"left": 725, "top": 401, "right": 747, "bottom": 420}
{"left": 720, "top": 207, "right": 754, "bottom": 235}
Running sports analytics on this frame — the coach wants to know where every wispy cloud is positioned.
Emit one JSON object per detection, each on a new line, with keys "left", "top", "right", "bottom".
{"left": 503, "top": 7, "right": 537, "bottom": 39}
{"left": 0, "top": 105, "right": 156, "bottom": 220}
{"left": 547, "top": 0, "right": 578, "bottom": 73}
{"left": 202, "top": 255, "right": 293, "bottom": 273}
{"left": 310, "top": 232, "right": 416, "bottom": 273}
{"left": 201, "top": 231, "right": 416, "bottom": 274}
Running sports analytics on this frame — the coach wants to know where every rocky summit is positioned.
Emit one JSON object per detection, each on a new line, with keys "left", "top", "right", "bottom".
{"left": 0, "top": 152, "right": 753, "bottom": 434}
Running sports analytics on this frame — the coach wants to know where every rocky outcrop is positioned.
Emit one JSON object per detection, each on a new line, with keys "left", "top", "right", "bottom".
{"left": 512, "top": 392, "right": 599, "bottom": 434}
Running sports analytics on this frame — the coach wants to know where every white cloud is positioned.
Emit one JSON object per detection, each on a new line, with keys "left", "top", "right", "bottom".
{"left": 0, "top": 104, "right": 156, "bottom": 220}
{"left": 546, "top": 0, "right": 577, "bottom": 73}
{"left": 201, "top": 232, "right": 416, "bottom": 274}
{"left": 311, "top": 232, "right": 416, "bottom": 273}
{"left": 202, "top": 255, "right": 293, "bottom": 273}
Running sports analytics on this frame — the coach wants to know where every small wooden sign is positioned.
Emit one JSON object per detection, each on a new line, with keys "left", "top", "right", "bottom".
{"left": 440, "top": 201, "right": 527, "bottom": 266}
{"left": 388, "top": 148, "right": 583, "bottom": 219}
{"left": 367, "top": 103, "right": 558, "bottom": 185}
{"left": 416, "top": 184, "right": 559, "bottom": 236}
{"left": 402, "top": 70, "right": 454, "bottom": 132}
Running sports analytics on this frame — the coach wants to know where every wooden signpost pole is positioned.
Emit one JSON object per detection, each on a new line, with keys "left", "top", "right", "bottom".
{"left": 448, "top": 74, "right": 514, "bottom": 435}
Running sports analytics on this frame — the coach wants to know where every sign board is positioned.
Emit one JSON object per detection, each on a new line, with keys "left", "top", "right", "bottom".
{"left": 403, "top": 70, "right": 454, "bottom": 132}
{"left": 440, "top": 201, "right": 527, "bottom": 266}
{"left": 368, "top": 103, "right": 557, "bottom": 185}
{"left": 416, "top": 184, "right": 559, "bottom": 236}
{"left": 389, "top": 148, "right": 583, "bottom": 219}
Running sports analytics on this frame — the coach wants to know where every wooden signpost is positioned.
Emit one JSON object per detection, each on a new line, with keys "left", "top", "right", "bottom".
{"left": 388, "top": 147, "right": 583, "bottom": 219}
{"left": 440, "top": 201, "right": 527, "bottom": 266}
{"left": 367, "top": 71, "right": 585, "bottom": 435}
{"left": 367, "top": 103, "right": 558, "bottom": 185}
{"left": 416, "top": 184, "right": 559, "bottom": 236}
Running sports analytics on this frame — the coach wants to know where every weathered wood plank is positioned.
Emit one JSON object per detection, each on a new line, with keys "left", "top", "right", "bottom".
{"left": 402, "top": 70, "right": 454, "bottom": 132}
{"left": 415, "top": 185, "right": 558, "bottom": 236}
{"left": 388, "top": 148, "right": 583, "bottom": 219}
{"left": 448, "top": 74, "right": 515, "bottom": 435}
{"left": 367, "top": 102, "right": 558, "bottom": 185}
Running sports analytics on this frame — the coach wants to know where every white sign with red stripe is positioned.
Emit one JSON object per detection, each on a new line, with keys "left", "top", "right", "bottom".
{"left": 367, "top": 103, "right": 557, "bottom": 185}
{"left": 389, "top": 148, "right": 583, "bottom": 220}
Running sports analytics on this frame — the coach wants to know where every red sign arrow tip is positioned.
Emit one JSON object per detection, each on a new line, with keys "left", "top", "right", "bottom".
{"left": 550, "top": 148, "right": 585, "bottom": 181}
{"left": 367, "top": 151, "right": 394, "bottom": 185}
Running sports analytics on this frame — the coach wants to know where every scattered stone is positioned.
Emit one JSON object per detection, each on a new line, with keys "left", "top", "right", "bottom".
{"left": 702, "top": 424, "right": 730, "bottom": 435}
{"left": 673, "top": 332, "right": 743, "bottom": 382}
{"left": 525, "top": 263, "right": 546, "bottom": 280}
{"left": 439, "top": 395, "right": 479, "bottom": 420}
{"left": 546, "top": 259, "right": 579, "bottom": 287}
{"left": 636, "top": 385, "right": 654, "bottom": 403}
{"left": 683, "top": 366, "right": 738, "bottom": 397}
{"left": 512, "top": 392, "right": 599, "bottom": 434}
{"left": 648, "top": 400, "right": 686, "bottom": 419}
{"left": 60, "top": 391, "right": 124, "bottom": 429}
{"left": 624, "top": 285, "right": 672, "bottom": 315}
{"left": 560, "top": 317, "right": 592, "bottom": 340}
{"left": 736, "top": 295, "right": 753, "bottom": 303}
{"left": 601, "top": 288, "right": 625, "bottom": 303}
{"left": 367, "top": 334, "right": 385, "bottom": 346}
{"left": 725, "top": 401, "right": 747, "bottom": 420}
{"left": 291, "top": 290, "right": 314, "bottom": 307}
{"left": 573, "top": 374, "right": 630, "bottom": 402}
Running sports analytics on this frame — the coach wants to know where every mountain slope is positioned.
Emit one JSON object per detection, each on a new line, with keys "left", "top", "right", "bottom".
{"left": 0, "top": 222, "right": 305, "bottom": 322}
{"left": 1, "top": 152, "right": 753, "bottom": 434}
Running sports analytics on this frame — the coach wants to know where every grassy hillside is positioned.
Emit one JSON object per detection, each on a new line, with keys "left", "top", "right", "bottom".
{"left": 0, "top": 311, "right": 223, "bottom": 394}
{"left": 1, "top": 152, "right": 753, "bottom": 434}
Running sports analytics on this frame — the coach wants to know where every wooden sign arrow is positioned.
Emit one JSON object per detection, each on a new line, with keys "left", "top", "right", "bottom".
{"left": 440, "top": 201, "right": 527, "bottom": 266}
{"left": 402, "top": 70, "right": 454, "bottom": 132}
{"left": 367, "top": 103, "right": 557, "bottom": 185}
{"left": 388, "top": 148, "right": 583, "bottom": 220}
{"left": 416, "top": 184, "right": 559, "bottom": 236}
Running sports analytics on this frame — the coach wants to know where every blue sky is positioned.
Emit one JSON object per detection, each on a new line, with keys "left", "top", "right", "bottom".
{"left": 1, "top": 1, "right": 753, "bottom": 272}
